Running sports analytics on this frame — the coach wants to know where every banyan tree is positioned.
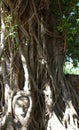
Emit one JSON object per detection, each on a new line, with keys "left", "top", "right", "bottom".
{"left": 0, "top": 0, "right": 79, "bottom": 130}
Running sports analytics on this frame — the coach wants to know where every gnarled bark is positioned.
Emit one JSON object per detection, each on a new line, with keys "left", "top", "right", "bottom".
{"left": 0, "top": 0, "right": 79, "bottom": 130}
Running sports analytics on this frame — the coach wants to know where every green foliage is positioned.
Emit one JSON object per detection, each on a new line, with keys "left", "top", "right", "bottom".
{"left": 57, "top": 22, "right": 71, "bottom": 32}
{"left": 4, "top": 14, "right": 19, "bottom": 49}
{"left": 5, "top": 15, "right": 19, "bottom": 37}
{"left": 14, "top": 41, "right": 19, "bottom": 49}
{"left": 52, "top": 0, "right": 79, "bottom": 66}
{"left": 5, "top": 15, "right": 12, "bottom": 23}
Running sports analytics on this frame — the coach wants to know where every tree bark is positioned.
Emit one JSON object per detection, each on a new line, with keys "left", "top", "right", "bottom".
{"left": 0, "top": 0, "right": 79, "bottom": 130}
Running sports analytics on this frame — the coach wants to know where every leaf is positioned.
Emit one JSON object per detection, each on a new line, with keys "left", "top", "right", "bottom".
{"left": 57, "top": 26, "right": 63, "bottom": 32}
{"left": 14, "top": 41, "right": 19, "bottom": 49}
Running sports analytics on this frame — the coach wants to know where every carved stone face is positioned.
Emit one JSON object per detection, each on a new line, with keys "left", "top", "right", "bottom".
{"left": 14, "top": 96, "right": 30, "bottom": 117}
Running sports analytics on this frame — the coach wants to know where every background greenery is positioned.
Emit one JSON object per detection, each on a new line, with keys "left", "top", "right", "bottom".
{"left": 64, "top": 61, "right": 79, "bottom": 74}
{"left": 61, "top": 1, "right": 79, "bottom": 75}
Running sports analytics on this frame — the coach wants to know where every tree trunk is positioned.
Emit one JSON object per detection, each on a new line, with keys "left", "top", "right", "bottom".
{"left": 0, "top": 0, "right": 79, "bottom": 130}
